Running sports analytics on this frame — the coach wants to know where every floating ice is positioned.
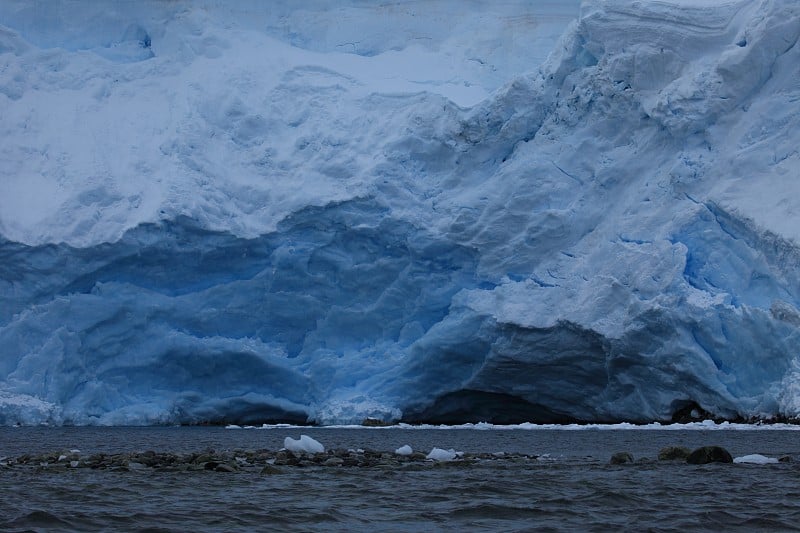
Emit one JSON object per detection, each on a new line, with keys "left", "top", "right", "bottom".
{"left": 426, "top": 448, "right": 460, "bottom": 461}
{"left": 395, "top": 445, "right": 413, "bottom": 456}
{"left": 733, "top": 454, "right": 780, "bottom": 465}
{"left": 283, "top": 435, "right": 325, "bottom": 454}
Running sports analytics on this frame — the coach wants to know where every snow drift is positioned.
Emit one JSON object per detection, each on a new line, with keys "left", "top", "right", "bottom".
{"left": 0, "top": 0, "right": 799, "bottom": 425}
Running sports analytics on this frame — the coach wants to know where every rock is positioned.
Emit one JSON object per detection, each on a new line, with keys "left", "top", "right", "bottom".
{"left": 686, "top": 446, "right": 733, "bottom": 464}
{"left": 260, "top": 464, "right": 284, "bottom": 475}
{"left": 112, "top": 455, "right": 130, "bottom": 467}
{"left": 361, "top": 418, "right": 391, "bottom": 427}
{"left": 323, "top": 457, "right": 344, "bottom": 467}
{"left": 214, "top": 463, "right": 236, "bottom": 472}
{"left": 779, "top": 455, "right": 793, "bottom": 463}
{"left": 671, "top": 401, "right": 717, "bottom": 424}
{"left": 609, "top": 452, "right": 634, "bottom": 465}
{"left": 658, "top": 446, "right": 692, "bottom": 461}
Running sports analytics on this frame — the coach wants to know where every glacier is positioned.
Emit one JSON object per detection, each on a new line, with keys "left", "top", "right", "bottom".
{"left": 0, "top": 0, "right": 799, "bottom": 426}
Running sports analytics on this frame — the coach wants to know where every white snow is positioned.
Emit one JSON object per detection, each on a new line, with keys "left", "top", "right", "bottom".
{"left": 0, "top": 0, "right": 579, "bottom": 248}
{"left": 283, "top": 435, "right": 325, "bottom": 454}
{"left": 733, "top": 454, "right": 780, "bottom": 464}
{"left": 211, "top": 421, "right": 800, "bottom": 431}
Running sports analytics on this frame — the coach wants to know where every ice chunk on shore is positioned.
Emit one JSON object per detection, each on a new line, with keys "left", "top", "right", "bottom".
{"left": 733, "top": 454, "right": 779, "bottom": 465}
{"left": 284, "top": 435, "right": 325, "bottom": 454}
{"left": 395, "top": 445, "right": 413, "bottom": 456}
{"left": 426, "top": 448, "right": 460, "bottom": 461}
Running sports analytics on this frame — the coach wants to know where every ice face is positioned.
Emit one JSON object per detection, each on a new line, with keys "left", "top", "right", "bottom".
{"left": 1, "top": 0, "right": 799, "bottom": 426}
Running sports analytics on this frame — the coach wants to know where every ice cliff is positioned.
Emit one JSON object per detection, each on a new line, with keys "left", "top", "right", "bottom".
{"left": 1, "top": 0, "right": 799, "bottom": 425}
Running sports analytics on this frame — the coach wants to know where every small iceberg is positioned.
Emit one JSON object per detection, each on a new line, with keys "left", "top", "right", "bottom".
{"left": 733, "top": 454, "right": 779, "bottom": 464}
{"left": 426, "top": 448, "right": 461, "bottom": 461}
{"left": 395, "top": 445, "right": 413, "bottom": 456}
{"left": 283, "top": 435, "right": 325, "bottom": 454}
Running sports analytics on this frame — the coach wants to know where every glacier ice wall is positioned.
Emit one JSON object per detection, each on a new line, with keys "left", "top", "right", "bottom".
{"left": 1, "top": 0, "right": 799, "bottom": 425}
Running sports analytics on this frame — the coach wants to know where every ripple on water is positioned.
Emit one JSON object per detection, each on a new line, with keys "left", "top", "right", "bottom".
{"left": 1, "top": 428, "right": 799, "bottom": 531}
{"left": 3, "top": 510, "right": 80, "bottom": 530}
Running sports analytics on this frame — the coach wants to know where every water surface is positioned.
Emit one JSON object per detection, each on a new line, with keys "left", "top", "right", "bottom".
{"left": 2, "top": 426, "right": 799, "bottom": 531}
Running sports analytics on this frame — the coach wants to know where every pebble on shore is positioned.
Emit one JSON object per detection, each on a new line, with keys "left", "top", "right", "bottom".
{"left": 2, "top": 447, "right": 536, "bottom": 473}
{"left": 4, "top": 444, "right": 785, "bottom": 472}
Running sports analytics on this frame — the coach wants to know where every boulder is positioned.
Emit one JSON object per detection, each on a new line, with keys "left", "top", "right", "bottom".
{"left": 260, "top": 464, "right": 284, "bottom": 475}
{"left": 361, "top": 418, "right": 391, "bottom": 427}
{"left": 686, "top": 446, "right": 733, "bottom": 464}
{"left": 658, "top": 446, "right": 691, "bottom": 461}
{"left": 609, "top": 452, "right": 634, "bottom": 465}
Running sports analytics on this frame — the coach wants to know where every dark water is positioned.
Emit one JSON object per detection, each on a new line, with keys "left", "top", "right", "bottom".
{"left": 2, "top": 426, "right": 800, "bottom": 531}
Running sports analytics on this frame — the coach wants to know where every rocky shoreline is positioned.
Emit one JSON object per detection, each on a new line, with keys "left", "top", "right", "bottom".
{"left": 0, "top": 448, "right": 536, "bottom": 474}
{"left": 0, "top": 445, "right": 791, "bottom": 473}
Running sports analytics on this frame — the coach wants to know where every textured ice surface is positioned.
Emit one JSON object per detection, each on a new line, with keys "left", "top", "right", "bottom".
{"left": 284, "top": 435, "right": 325, "bottom": 454}
{"left": 1, "top": 0, "right": 799, "bottom": 425}
{"left": 426, "top": 448, "right": 460, "bottom": 461}
{"left": 733, "top": 454, "right": 779, "bottom": 464}
{"left": 395, "top": 445, "right": 413, "bottom": 456}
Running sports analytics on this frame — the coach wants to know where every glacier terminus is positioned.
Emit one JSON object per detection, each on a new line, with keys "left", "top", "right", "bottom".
{"left": 1, "top": 0, "right": 799, "bottom": 426}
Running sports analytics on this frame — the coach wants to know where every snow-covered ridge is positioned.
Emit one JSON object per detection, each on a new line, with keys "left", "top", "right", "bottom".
{"left": 0, "top": 0, "right": 578, "bottom": 247}
{"left": 1, "top": 0, "right": 799, "bottom": 426}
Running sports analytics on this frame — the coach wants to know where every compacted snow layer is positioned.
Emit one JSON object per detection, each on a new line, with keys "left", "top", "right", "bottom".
{"left": 0, "top": 0, "right": 799, "bottom": 425}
